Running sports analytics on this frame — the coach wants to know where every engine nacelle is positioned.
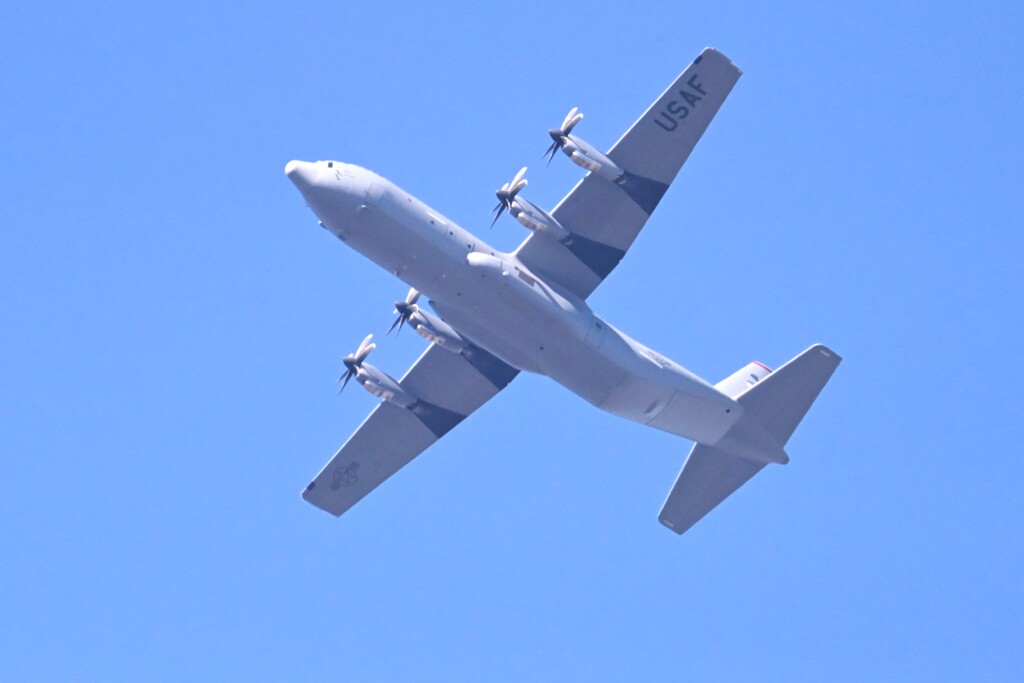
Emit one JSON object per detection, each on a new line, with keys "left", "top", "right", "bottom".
{"left": 561, "top": 135, "right": 624, "bottom": 183}
{"left": 509, "top": 197, "right": 571, "bottom": 241}
{"left": 409, "top": 308, "right": 471, "bottom": 353}
{"left": 355, "top": 362, "right": 417, "bottom": 408}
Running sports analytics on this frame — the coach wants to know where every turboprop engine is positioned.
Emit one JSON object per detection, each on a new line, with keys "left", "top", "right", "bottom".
{"left": 544, "top": 107, "right": 625, "bottom": 183}
{"left": 338, "top": 334, "right": 416, "bottom": 407}
{"left": 490, "top": 167, "right": 571, "bottom": 241}
{"left": 390, "top": 288, "right": 471, "bottom": 352}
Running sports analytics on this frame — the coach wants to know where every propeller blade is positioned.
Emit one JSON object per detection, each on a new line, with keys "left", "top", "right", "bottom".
{"left": 490, "top": 201, "right": 506, "bottom": 228}
{"left": 390, "top": 301, "right": 416, "bottom": 335}
{"left": 340, "top": 335, "right": 373, "bottom": 392}
{"left": 510, "top": 166, "right": 528, "bottom": 193}
{"left": 561, "top": 107, "right": 576, "bottom": 131}
{"left": 355, "top": 334, "right": 371, "bottom": 355}
{"left": 544, "top": 139, "right": 560, "bottom": 165}
{"left": 389, "top": 286, "right": 421, "bottom": 333}
{"left": 563, "top": 107, "right": 583, "bottom": 134}
{"left": 338, "top": 359, "right": 357, "bottom": 393}
{"left": 491, "top": 177, "right": 515, "bottom": 226}
{"left": 544, "top": 108, "right": 583, "bottom": 164}
{"left": 355, "top": 334, "right": 374, "bottom": 362}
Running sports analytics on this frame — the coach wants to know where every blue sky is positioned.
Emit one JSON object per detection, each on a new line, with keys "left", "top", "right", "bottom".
{"left": 2, "top": 1, "right": 1021, "bottom": 680}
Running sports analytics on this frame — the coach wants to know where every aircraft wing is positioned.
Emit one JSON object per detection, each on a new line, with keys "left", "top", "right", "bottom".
{"left": 301, "top": 343, "right": 519, "bottom": 516}
{"left": 514, "top": 48, "right": 742, "bottom": 299}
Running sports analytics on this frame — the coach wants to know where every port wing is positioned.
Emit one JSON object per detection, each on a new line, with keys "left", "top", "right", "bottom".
{"left": 301, "top": 344, "right": 518, "bottom": 517}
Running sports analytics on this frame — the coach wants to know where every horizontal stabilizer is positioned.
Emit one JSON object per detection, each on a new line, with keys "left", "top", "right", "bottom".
{"left": 659, "top": 443, "right": 765, "bottom": 534}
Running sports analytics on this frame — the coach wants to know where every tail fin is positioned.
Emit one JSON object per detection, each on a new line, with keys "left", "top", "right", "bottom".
{"left": 659, "top": 345, "right": 841, "bottom": 535}
{"left": 736, "top": 344, "right": 841, "bottom": 446}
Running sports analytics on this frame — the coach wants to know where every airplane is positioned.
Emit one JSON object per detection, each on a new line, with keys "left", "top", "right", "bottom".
{"left": 285, "top": 48, "right": 841, "bottom": 535}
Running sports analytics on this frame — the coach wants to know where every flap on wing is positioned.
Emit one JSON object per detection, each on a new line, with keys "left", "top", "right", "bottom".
{"left": 302, "top": 344, "right": 518, "bottom": 517}
{"left": 515, "top": 48, "right": 742, "bottom": 300}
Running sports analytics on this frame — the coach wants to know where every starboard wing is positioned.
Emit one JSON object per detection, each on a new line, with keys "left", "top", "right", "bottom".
{"left": 515, "top": 48, "right": 742, "bottom": 299}
{"left": 301, "top": 343, "right": 518, "bottom": 517}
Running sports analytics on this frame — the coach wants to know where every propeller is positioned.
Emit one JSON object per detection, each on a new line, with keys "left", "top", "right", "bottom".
{"left": 389, "top": 288, "right": 421, "bottom": 334}
{"left": 490, "top": 166, "right": 528, "bottom": 227}
{"left": 544, "top": 107, "right": 584, "bottom": 165}
{"left": 338, "top": 334, "right": 376, "bottom": 392}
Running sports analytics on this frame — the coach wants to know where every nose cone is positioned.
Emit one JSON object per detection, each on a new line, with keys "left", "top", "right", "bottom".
{"left": 285, "top": 160, "right": 317, "bottom": 191}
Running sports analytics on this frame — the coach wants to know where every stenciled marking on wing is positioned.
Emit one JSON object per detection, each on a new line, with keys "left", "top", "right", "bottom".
{"left": 653, "top": 74, "right": 707, "bottom": 132}
{"left": 329, "top": 461, "right": 361, "bottom": 490}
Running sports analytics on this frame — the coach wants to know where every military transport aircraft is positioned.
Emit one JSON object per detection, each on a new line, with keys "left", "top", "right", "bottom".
{"left": 286, "top": 48, "right": 840, "bottom": 534}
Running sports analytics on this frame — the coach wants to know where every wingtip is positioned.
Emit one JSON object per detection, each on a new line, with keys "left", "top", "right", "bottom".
{"left": 658, "top": 515, "right": 687, "bottom": 535}
{"left": 810, "top": 344, "right": 843, "bottom": 364}
{"left": 300, "top": 487, "right": 345, "bottom": 517}
{"left": 695, "top": 47, "right": 742, "bottom": 75}
{"left": 300, "top": 483, "right": 318, "bottom": 503}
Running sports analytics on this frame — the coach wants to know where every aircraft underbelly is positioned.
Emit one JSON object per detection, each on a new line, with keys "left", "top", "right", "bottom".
{"left": 331, "top": 179, "right": 740, "bottom": 445}
{"left": 433, "top": 260, "right": 740, "bottom": 444}
{"left": 546, "top": 326, "right": 742, "bottom": 445}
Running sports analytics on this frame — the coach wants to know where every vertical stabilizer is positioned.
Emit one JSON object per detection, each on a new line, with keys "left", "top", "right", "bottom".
{"left": 736, "top": 345, "right": 841, "bottom": 446}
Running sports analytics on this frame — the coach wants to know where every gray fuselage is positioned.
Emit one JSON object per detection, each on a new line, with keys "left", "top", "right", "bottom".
{"left": 288, "top": 160, "right": 742, "bottom": 446}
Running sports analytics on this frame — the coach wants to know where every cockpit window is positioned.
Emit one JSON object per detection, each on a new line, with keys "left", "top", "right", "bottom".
{"left": 327, "top": 162, "right": 334, "bottom": 168}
